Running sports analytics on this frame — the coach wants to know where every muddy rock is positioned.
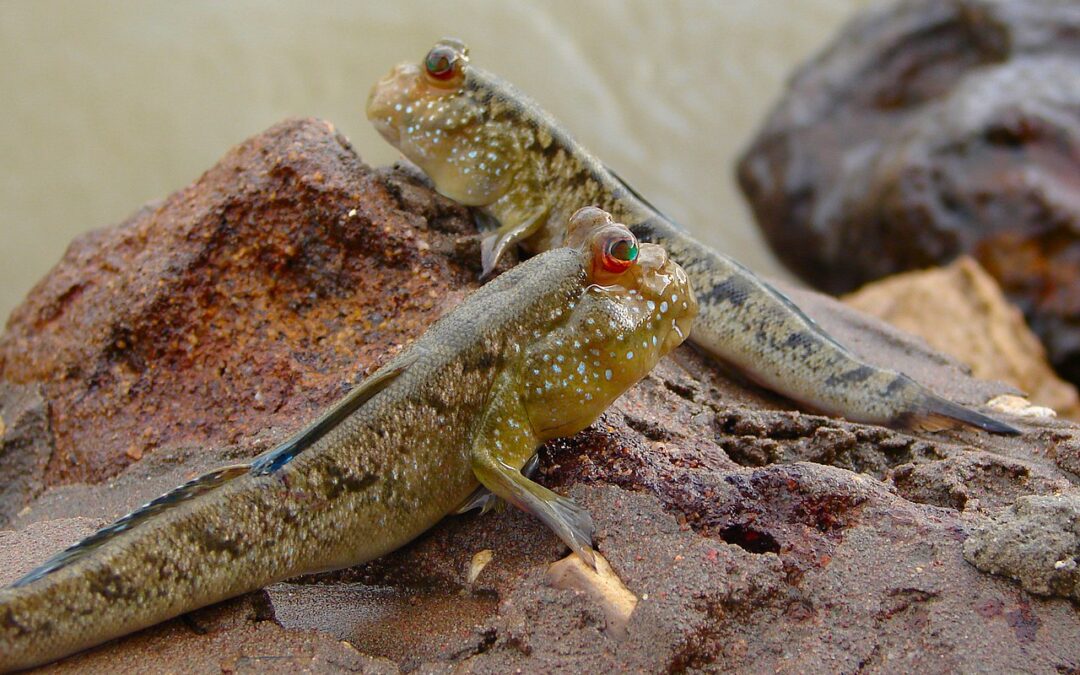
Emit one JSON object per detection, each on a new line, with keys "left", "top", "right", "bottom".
{"left": 890, "top": 451, "right": 1073, "bottom": 512}
{"left": 964, "top": 494, "right": 1080, "bottom": 603}
{"left": 3, "top": 119, "right": 1080, "bottom": 671}
{"left": 737, "top": 0, "right": 1080, "bottom": 383}
{"left": 844, "top": 256, "right": 1080, "bottom": 419}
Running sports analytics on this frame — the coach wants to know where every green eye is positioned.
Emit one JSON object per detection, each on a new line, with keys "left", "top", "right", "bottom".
{"left": 601, "top": 235, "right": 638, "bottom": 273}
{"left": 610, "top": 239, "right": 638, "bottom": 261}
{"left": 425, "top": 46, "right": 457, "bottom": 80}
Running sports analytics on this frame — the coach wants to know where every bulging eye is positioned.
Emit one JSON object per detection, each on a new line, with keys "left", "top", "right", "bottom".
{"left": 425, "top": 46, "right": 458, "bottom": 80}
{"left": 599, "top": 233, "right": 639, "bottom": 274}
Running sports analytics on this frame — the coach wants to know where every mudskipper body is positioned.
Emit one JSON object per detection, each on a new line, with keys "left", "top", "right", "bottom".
{"left": 367, "top": 39, "right": 1018, "bottom": 435}
{"left": 0, "top": 208, "right": 695, "bottom": 671}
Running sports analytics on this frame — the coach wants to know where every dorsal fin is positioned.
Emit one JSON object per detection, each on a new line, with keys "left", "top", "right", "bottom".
{"left": 249, "top": 355, "right": 415, "bottom": 476}
{"left": 10, "top": 356, "right": 416, "bottom": 588}
{"left": 11, "top": 464, "right": 250, "bottom": 587}
{"left": 608, "top": 163, "right": 849, "bottom": 354}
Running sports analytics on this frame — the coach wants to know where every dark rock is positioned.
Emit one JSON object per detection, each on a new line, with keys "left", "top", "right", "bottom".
{"left": 0, "top": 383, "right": 52, "bottom": 525}
{"left": 3, "top": 118, "right": 1080, "bottom": 671}
{"left": 736, "top": 0, "right": 1080, "bottom": 382}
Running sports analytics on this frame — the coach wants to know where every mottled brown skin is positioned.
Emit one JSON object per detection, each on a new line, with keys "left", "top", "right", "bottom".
{"left": 0, "top": 216, "right": 695, "bottom": 672}
{"left": 367, "top": 39, "right": 1018, "bottom": 435}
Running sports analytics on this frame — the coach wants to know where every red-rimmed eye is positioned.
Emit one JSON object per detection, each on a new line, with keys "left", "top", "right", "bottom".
{"left": 599, "top": 233, "right": 639, "bottom": 274}
{"left": 425, "top": 46, "right": 457, "bottom": 80}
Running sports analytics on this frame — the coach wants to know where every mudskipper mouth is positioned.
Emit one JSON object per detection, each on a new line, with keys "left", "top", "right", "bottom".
{"left": 369, "top": 115, "right": 400, "bottom": 146}
{"left": 366, "top": 96, "right": 399, "bottom": 145}
{"left": 659, "top": 264, "right": 697, "bottom": 353}
{"left": 366, "top": 66, "right": 417, "bottom": 147}
{"left": 666, "top": 311, "right": 693, "bottom": 351}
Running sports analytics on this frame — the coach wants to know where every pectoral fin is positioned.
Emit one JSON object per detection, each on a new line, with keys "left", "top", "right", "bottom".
{"left": 480, "top": 210, "right": 547, "bottom": 278}
{"left": 472, "top": 457, "right": 596, "bottom": 569}
{"left": 454, "top": 453, "right": 541, "bottom": 515}
{"left": 478, "top": 181, "right": 550, "bottom": 278}
{"left": 454, "top": 487, "right": 501, "bottom": 515}
{"left": 468, "top": 374, "right": 596, "bottom": 567}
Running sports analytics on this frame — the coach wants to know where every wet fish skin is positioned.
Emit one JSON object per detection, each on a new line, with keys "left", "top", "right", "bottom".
{"left": 366, "top": 39, "right": 1018, "bottom": 435}
{"left": 0, "top": 214, "right": 696, "bottom": 671}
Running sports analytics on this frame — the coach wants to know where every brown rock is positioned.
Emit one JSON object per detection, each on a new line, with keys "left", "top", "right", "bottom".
{"left": 1057, "top": 438, "right": 1080, "bottom": 477}
{"left": 0, "top": 118, "right": 478, "bottom": 489}
{"left": 844, "top": 256, "right": 1080, "bottom": 419}
{"left": 3, "top": 119, "right": 1080, "bottom": 671}
{"left": 737, "top": 0, "right": 1080, "bottom": 383}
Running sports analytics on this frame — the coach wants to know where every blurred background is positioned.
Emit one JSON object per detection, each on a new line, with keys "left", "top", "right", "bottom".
{"left": 0, "top": 0, "right": 877, "bottom": 323}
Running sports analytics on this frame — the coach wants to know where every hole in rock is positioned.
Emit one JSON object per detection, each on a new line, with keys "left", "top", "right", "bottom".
{"left": 717, "top": 525, "right": 780, "bottom": 554}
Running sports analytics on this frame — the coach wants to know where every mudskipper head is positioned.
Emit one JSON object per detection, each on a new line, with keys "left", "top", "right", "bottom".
{"left": 522, "top": 207, "right": 697, "bottom": 439}
{"left": 367, "top": 38, "right": 524, "bottom": 207}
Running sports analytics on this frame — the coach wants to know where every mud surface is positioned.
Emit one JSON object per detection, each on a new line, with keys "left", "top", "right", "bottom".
{"left": 2, "top": 119, "right": 1079, "bottom": 672}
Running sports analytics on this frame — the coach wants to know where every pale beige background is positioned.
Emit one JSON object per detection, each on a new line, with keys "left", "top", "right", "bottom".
{"left": 0, "top": 0, "right": 878, "bottom": 323}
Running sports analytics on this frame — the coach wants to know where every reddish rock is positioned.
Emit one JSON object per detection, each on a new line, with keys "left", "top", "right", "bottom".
{"left": 736, "top": 0, "right": 1080, "bottom": 383}
{"left": 0, "top": 118, "right": 478, "bottom": 492}
{"left": 3, "top": 118, "right": 1080, "bottom": 671}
